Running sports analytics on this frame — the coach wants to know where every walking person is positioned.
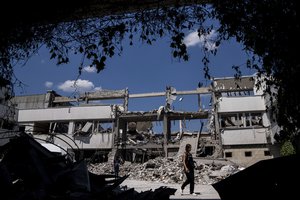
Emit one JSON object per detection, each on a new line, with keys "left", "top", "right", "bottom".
{"left": 113, "top": 155, "right": 123, "bottom": 178}
{"left": 181, "top": 143, "right": 197, "bottom": 195}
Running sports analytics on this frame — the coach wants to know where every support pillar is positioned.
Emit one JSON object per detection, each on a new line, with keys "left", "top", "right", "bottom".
{"left": 163, "top": 113, "right": 171, "bottom": 157}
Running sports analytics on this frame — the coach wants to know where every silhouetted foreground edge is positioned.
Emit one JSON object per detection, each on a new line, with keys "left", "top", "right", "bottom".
{"left": 0, "top": 132, "right": 176, "bottom": 200}
{"left": 212, "top": 154, "right": 300, "bottom": 200}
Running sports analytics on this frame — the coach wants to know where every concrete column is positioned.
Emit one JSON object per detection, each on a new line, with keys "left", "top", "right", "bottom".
{"left": 163, "top": 113, "right": 170, "bottom": 157}
{"left": 68, "top": 121, "right": 75, "bottom": 135}
{"left": 118, "top": 119, "right": 127, "bottom": 148}
{"left": 211, "top": 85, "right": 223, "bottom": 158}
{"left": 124, "top": 88, "right": 129, "bottom": 112}
{"left": 45, "top": 90, "right": 55, "bottom": 108}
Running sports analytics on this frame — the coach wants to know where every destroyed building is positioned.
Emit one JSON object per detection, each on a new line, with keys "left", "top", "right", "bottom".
{"left": 8, "top": 87, "right": 210, "bottom": 161}
{"left": 212, "top": 75, "right": 280, "bottom": 166}
{"left": 6, "top": 74, "right": 280, "bottom": 167}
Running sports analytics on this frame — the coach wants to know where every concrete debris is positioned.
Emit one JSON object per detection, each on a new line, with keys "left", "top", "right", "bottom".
{"left": 88, "top": 156, "right": 240, "bottom": 185}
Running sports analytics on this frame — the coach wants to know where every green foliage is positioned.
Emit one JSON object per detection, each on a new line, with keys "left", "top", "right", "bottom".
{"left": 1, "top": 2, "right": 212, "bottom": 83}
{"left": 212, "top": 0, "right": 299, "bottom": 141}
{"left": 280, "top": 140, "right": 296, "bottom": 156}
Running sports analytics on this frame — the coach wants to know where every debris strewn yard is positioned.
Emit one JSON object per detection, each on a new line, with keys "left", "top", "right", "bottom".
{"left": 88, "top": 156, "right": 241, "bottom": 185}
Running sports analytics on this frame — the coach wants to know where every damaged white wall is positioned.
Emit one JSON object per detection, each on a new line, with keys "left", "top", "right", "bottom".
{"left": 34, "top": 132, "right": 114, "bottom": 150}
{"left": 18, "top": 105, "right": 115, "bottom": 122}
{"left": 217, "top": 96, "right": 265, "bottom": 112}
{"left": 17, "top": 105, "right": 117, "bottom": 150}
{"left": 221, "top": 128, "right": 268, "bottom": 145}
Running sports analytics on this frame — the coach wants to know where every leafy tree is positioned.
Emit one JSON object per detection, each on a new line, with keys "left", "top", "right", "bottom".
{"left": 280, "top": 140, "right": 296, "bottom": 156}
{"left": 0, "top": 0, "right": 299, "bottom": 149}
{"left": 0, "top": 1, "right": 212, "bottom": 90}
{"left": 212, "top": 0, "right": 299, "bottom": 146}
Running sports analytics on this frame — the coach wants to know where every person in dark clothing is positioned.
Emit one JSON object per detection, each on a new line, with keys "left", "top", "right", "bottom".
{"left": 113, "top": 156, "right": 123, "bottom": 178}
{"left": 181, "top": 143, "right": 197, "bottom": 195}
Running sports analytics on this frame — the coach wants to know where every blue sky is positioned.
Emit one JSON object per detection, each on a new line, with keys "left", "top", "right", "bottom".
{"left": 13, "top": 30, "right": 256, "bottom": 133}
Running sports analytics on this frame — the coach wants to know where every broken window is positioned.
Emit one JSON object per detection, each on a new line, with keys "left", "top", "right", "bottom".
{"left": 225, "top": 152, "right": 232, "bottom": 158}
{"left": 244, "top": 112, "right": 263, "bottom": 127}
{"left": 264, "top": 150, "right": 271, "bottom": 156}
{"left": 220, "top": 112, "right": 263, "bottom": 128}
{"left": 53, "top": 122, "right": 69, "bottom": 133}
{"left": 95, "top": 121, "right": 113, "bottom": 133}
{"left": 251, "top": 113, "right": 263, "bottom": 126}
{"left": 219, "top": 114, "right": 242, "bottom": 128}
{"left": 245, "top": 151, "right": 252, "bottom": 157}
{"left": 74, "top": 121, "right": 93, "bottom": 135}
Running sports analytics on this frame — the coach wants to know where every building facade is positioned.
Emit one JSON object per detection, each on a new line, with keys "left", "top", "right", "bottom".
{"left": 9, "top": 75, "right": 281, "bottom": 166}
{"left": 212, "top": 75, "right": 280, "bottom": 167}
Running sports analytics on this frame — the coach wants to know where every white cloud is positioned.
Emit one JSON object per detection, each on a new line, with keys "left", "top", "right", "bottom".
{"left": 82, "top": 66, "right": 97, "bottom": 73}
{"left": 45, "top": 81, "right": 53, "bottom": 88}
{"left": 94, "top": 86, "right": 103, "bottom": 91}
{"left": 183, "top": 30, "right": 218, "bottom": 51}
{"left": 58, "top": 79, "right": 95, "bottom": 92}
{"left": 184, "top": 31, "right": 201, "bottom": 47}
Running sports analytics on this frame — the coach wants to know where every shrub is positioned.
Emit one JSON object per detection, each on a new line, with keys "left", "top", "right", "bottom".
{"left": 280, "top": 140, "right": 296, "bottom": 156}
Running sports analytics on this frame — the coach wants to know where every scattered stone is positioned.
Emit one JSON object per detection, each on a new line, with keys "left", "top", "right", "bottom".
{"left": 88, "top": 156, "right": 240, "bottom": 184}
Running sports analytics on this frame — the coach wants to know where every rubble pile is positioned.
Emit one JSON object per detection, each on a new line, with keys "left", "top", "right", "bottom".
{"left": 88, "top": 156, "right": 240, "bottom": 185}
